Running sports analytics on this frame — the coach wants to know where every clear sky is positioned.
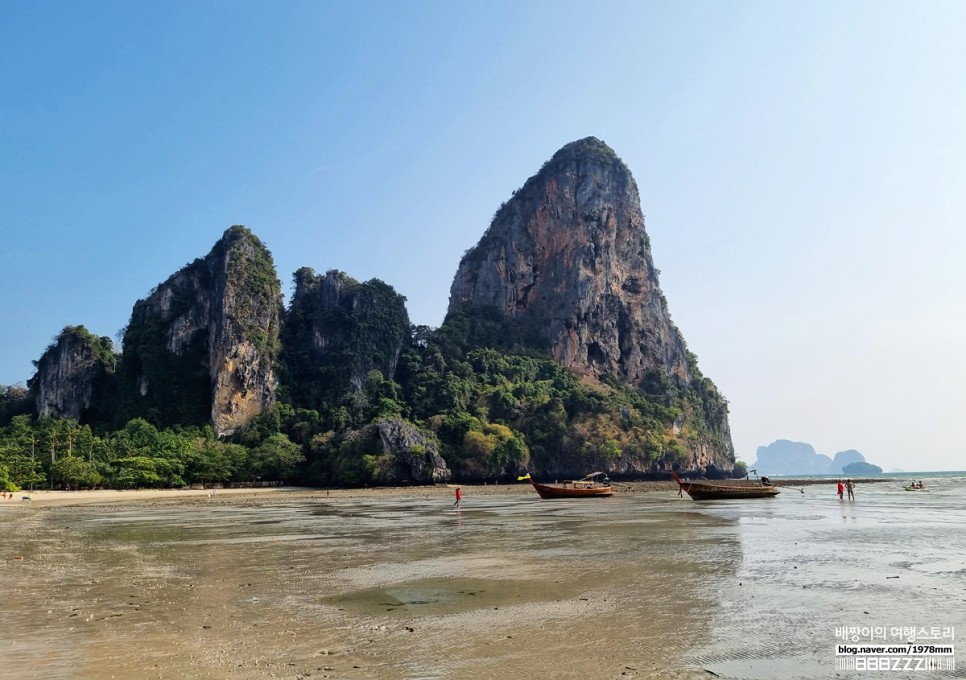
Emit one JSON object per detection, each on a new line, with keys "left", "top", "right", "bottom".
{"left": 2, "top": 1, "right": 964, "bottom": 471}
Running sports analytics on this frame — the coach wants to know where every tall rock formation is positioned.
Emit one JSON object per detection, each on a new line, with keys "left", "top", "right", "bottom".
{"left": 116, "top": 226, "right": 282, "bottom": 434}
{"left": 448, "top": 137, "right": 733, "bottom": 470}
{"left": 753, "top": 442, "right": 876, "bottom": 475}
{"left": 449, "top": 137, "right": 690, "bottom": 386}
{"left": 281, "top": 268, "right": 410, "bottom": 409}
{"left": 832, "top": 449, "right": 865, "bottom": 472}
{"left": 30, "top": 325, "right": 117, "bottom": 422}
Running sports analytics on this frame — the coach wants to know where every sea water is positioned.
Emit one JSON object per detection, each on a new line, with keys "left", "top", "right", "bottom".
{"left": 688, "top": 473, "right": 966, "bottom": 678}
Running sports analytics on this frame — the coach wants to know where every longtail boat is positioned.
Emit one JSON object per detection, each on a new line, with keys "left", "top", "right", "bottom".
{"left": 672, "top": 471, "right": 780, "bottom": 500}
{"left": 529, "top": 472, "right": 614, "bottom": 499}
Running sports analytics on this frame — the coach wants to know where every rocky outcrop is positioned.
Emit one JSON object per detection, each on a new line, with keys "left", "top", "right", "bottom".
{"left": 321, "top": 417, "right": 452, "bottom": 485}
{"left": 449, "top": 137, "right": 691, "bottom": 386}
{"left": 753, "top": 440, "right": 832, "bottom": 475}
{"left": 117, "top": 226, "right": 282, "bottom": 434}
{"left": 842, "top": 461, "right": 882, "bottom": 475}
{"left": 832, "top": 449, "right": 865, "bottom": 471}
{"left": 281, "top": 268, "right": 410, "bottom": 405}
{"left": 30, "top": 325, "right": 116, "bottom": 422}
{"left": 374, "top": 418, "right": 451, "bottom": 483}
{"left": 753, "top": 441, "right": 878, "bottom": 475}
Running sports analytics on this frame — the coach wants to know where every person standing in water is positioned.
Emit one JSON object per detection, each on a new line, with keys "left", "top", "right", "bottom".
{"left": 846, "top": 479, "right": 855, "bottom": 500}
{"left": 837, "top": 480, "right": 844, "bottom": 501}
{"left": 454, "top": 486, "right": 462, "bottom": 508}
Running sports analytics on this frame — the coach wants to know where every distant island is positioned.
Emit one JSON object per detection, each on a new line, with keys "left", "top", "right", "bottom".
{"left": 752, "top": 440, "right": 882, "bottom": 475}
{"left": 842, "top": 461, "right": 883, "bottom": 475}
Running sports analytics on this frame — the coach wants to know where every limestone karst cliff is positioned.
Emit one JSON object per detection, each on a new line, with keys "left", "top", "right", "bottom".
{"left": 19, "top": 138, "right": 736, "bottom": 482}
{"left": 450, "top": 137, "right": 690, "bottom": 386}
{"left": 29, "top": 325, "right": 116, "bottom": 422}
{"left": 281, "top": 268, "right": 411, "bottom": 411}
{"left": 448, "top": 137, "right": 733, "bottom": 470}
{"left": 114, "top": 226, "right": 282, "bottom": 434}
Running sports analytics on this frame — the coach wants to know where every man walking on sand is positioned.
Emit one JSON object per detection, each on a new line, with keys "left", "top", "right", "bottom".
{"left": 454, "top": 486, "right": 462, "bottom": 508}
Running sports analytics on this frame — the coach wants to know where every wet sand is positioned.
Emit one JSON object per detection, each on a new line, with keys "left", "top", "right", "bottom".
{"left": 2, "top": 479, "right": 963, "bottom": 679}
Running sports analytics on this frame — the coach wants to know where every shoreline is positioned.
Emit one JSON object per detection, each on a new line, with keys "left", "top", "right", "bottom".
{"left": 0, "top": 477, "right": 899, "bottom": 508}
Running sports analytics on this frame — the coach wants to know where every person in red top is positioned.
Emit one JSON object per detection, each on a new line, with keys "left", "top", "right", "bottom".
{"left": 454, "top": 487, "right": 462, "bottom": 508}
{"left": 836, "top": 480, "right": 844, "bottom": 500}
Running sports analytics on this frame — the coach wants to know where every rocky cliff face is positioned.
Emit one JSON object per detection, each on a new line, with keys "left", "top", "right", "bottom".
{"left": 30, "top": 325, "right": 116, "bottom": 422}
{"left": 374, "top": 418, "right": 451, "bottom": 483}
{"left": 449, "top": 137, "right": 691, "bottom": 387}
{"left": 282, "top": 268, "right": 410, "bottom": 405}
{"left": 118, "top": 226, "right": 282, "bottom": 434}
{"left": 448, "top": 137, "right": 733, "bottom": 470}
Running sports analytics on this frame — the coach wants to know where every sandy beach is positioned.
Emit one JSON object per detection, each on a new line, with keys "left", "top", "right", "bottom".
{"left": 0, "top": 476, "right": 891, "bottom": 508}
{"left": 2, "top": 478, "right": 963, "bottom": 679}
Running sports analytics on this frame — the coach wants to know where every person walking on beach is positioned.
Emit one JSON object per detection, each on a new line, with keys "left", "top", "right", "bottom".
{"left": 836, "top": 479, "right": 844, "bottom": 501}
{"left": 454, "top": 486, "right": 462, "bottom": 508}
{"left": 846, "top": 479, "right": 855, "bottom": 501}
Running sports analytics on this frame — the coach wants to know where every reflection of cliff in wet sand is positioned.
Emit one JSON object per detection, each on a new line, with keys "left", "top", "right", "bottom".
{"left": 672, "top": 471, "right": 780, "bottom": 500}
{"left": 527, "top": 472, "right": 614, "bottom": 499}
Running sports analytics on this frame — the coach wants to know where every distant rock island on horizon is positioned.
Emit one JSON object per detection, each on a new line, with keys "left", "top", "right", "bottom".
{"left": 752, "top": 439, "right": 882, "bottom": 475}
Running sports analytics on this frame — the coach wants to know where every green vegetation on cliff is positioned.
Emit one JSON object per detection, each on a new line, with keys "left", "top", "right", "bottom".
{"left": 219, "top": 225, "right": 283, "bottom": 357}
{"left": 280, "top": 268, "right": 410, "bottom": 417}
{"left": 28, "top": 325, "right": 119, "bottom": 423}
{"left": 2, "top": 276, "right": 730, "bottom": 490}
{"left": 109, "top": 226, "right": 281, "bottom": 431}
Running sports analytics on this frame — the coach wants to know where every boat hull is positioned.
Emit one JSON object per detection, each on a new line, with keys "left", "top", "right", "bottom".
{"left": 672, "top": 472, "right": 779, "bottom": 500}
{"left": 530, "top": 480, "right": 613, "bottom": 499}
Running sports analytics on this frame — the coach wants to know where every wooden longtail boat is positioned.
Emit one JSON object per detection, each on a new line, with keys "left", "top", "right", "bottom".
{"left": 672, "top": 471, "right": 780, "bottom": 500}
{"left": 529, "top": 472, "right": 614, "bottom": 499}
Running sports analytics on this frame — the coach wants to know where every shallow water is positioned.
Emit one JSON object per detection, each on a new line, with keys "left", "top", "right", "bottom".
{"left": 1, "top": 477, "right": 964, "bottom": 679}
{"left": 688, "top": 476, "right": 966, "bottom": 679}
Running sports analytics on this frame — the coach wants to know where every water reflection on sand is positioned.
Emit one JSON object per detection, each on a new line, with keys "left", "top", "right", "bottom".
{"left": 2, "top": 478, "right": 963, "bottom": 679}
{"left": 689, "top": 477, "right": 966, "bottom": 679}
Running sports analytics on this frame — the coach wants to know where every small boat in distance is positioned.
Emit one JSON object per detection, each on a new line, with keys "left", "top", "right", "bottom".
{"left": 672, "top": 471, "right": 780, "bottom": 501}
{"left": 526, "top": 472, "right": 614, "bottom": 499}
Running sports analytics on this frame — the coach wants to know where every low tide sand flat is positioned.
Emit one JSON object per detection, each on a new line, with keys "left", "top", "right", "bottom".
{"left": 2, "top": 477, "right": 963, "bottom": 679}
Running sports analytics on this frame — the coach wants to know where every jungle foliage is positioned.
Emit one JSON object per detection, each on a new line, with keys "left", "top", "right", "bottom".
{"left": 1, "top": 275, "right": 731, "bottom": 490}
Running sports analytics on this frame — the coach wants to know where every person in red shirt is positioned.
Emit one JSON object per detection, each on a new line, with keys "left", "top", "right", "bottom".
{"left": 454, "top": 487, "right": 462, "bottom": 508}
{"left": 836, "top": 480, "right": 844, "bottom": 501}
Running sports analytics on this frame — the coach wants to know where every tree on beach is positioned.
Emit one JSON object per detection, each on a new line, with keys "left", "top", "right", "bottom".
{"left": 248, "top": 433, "right": 304, "bottom": 482}
{"left": 0, "top": 439, "right": 45, "bottom": 491}
{"left": 51, "top": 455, "right": 101, "bottom": 489}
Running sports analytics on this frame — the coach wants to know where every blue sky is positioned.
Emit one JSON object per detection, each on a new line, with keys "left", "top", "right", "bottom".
{"left": 2, "top": 1, "right": 964, "bottom": 471}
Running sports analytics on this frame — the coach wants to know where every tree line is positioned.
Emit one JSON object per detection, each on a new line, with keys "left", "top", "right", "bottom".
{"left": 0, "top": 414, "right": 302, "bottom": 492}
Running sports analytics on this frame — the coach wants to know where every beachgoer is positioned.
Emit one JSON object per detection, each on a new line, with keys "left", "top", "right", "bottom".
{"left": 836, "top": 480, "right": 844, "bottom": 501}
{"left": 846, "top": 479, "right": 855, "bottom": 501}
{"left": 454, "top": 486, "right": 462, "bottom": 508}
